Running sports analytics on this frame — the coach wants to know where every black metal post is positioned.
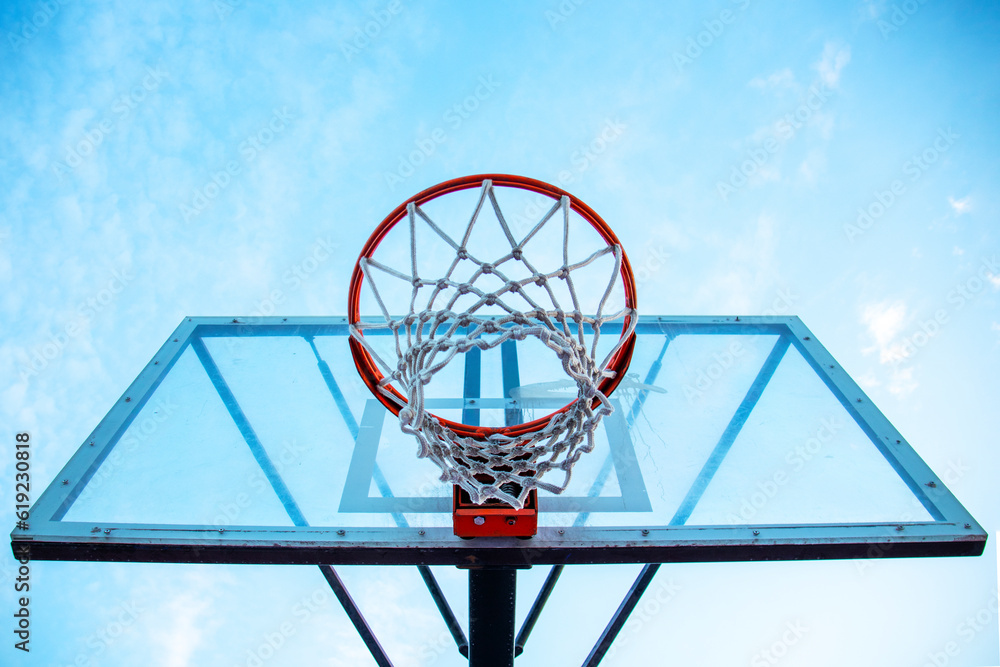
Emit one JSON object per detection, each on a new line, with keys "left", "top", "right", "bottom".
{"left": 418, "top": 565, "right": 469, "bottom": 657}
{"left": 468, "top": 568, "right": 517, "bottom": 667}
{"left": 514, "top": 564, "right": 563, "bottom": 656}
{"left": 319, "top": 565, "right": 394, "bottom": 667}
{"left": 582, "top": 563, "right": 661, "bottom": 667}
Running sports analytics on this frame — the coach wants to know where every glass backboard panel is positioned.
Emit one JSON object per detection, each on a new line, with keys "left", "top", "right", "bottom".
{"left": 13, "top": 316, "right": 986, "bottom": 566}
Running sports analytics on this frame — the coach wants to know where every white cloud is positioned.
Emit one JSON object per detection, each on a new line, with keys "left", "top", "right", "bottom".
{"left": 860, "top": 301, "right": 926, "bottom": 394}
{"left": 860, "top": 0, "right": 889, "bottom": 19}
{"left": 798, "top": 149, "right": 827, "bottom": 184}
{"left": 148, "top": 572, "right": 220, "bottom": 667}
{"left": 856, "top": 369, "right": 881, "bottom": 389}
{"left": 948, "top": 195, "right": 972, "bottom": 214}
{"left": 952, "top": 246, "right": 964, "bottom": 256}
{"left": 688, "top": 214, "right": 781, "bottom": 313}
{"left": 862, "top": 300, "right": 907, "bottom": 349}
{"left": 756, "top": 164, "right": 782, "bottom": 183}
{"left": 860, "top": 299, "right": 925, "bottom": 367}
{"left": 887, "top": 365, "right": 918, "bottom": 397}
{"left": 749, "top": 68, "right": 795, "bottom": 90}
{"left": 815, "top": 43, "right": 851, "bottom": 88}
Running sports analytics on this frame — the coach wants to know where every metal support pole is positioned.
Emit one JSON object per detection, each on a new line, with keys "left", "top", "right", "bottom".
{"left": 582, "top": 563, "right": 661, "bottom": 667}
{"left": 319, "top": 565, "right": 394, "bottom": 667}
{"left": 418, "top": 565, "right": 469, "bottom": 657}
{"left": 469, "top": 568, "right": 517, "bottom": 667}
{"left": 514, "top": 564, "right": 564, "bottom": 656}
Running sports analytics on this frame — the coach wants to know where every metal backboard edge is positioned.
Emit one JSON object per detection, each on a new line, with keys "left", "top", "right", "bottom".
{"left": 782, "top": 317, "right": 982, "bottom": 529}
{"left": 11, "top": 523, "right": 984, "bottom": 566}
{"left": 23, "top": 317, "right": 199, "bottom": 525}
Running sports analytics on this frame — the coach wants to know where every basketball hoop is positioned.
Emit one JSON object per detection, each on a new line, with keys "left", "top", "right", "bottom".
{"left": 348, "top": 174, "right": 637, "bottom": 508}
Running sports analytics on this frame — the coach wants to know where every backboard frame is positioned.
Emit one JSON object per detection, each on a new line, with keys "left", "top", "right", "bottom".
{"left": 11, "top": 315, "right": 987, "bottom": 566}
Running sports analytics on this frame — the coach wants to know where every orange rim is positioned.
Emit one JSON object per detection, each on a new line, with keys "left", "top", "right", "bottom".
{"left": 348, "top": 174, "right": 637, "bottom": 439}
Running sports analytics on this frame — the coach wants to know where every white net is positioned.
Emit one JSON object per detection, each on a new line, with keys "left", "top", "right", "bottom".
{"left": 350, "top": 179, "right": 637, "bottom": 509}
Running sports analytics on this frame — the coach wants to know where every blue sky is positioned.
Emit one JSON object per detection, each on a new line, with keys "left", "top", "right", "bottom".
{"left": 1, "top": 1, "right": 999, "bottom": 666}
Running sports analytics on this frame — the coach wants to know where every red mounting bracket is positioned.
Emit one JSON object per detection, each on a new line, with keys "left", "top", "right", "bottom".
{"left": 452, "top": 486, "right": 538, "bottom": 538}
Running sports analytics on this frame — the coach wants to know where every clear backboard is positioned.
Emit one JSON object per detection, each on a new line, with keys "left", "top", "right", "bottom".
{"left": 11, "top": 315, "right": 986, "bottom": 566}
